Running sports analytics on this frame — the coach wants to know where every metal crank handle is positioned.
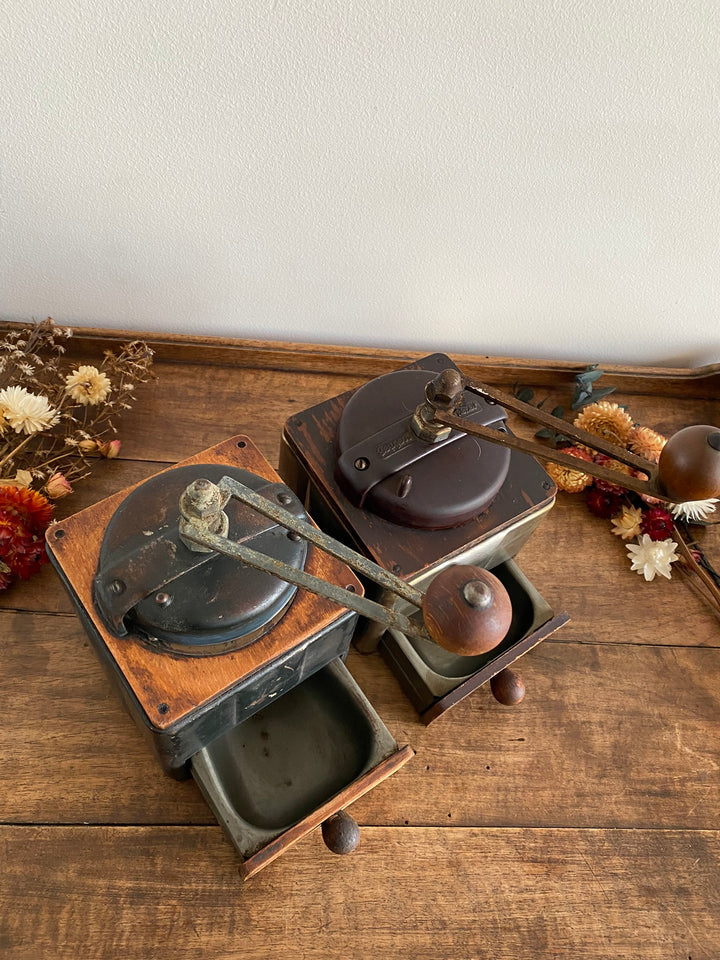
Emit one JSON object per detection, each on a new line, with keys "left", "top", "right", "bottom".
{"left": 415, "top": 368, "right": 720, "bottom": 504}
{"left": 181, "top": 477, "right": 513, "bottom": 657}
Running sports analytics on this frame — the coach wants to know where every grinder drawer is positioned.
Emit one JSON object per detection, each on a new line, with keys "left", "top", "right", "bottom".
{"left": 191, "top": 657, "right": 413, "bottom": 879}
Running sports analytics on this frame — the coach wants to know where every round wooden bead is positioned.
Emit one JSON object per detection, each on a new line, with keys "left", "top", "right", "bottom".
{"left": 321, "top": 810, "right": 360, "bottom": 855}
{"left": 490, "top": 668, "right": 526, "bottom": 705}
{"left": 657, "top": 425, "right": 720, "bottom": 502}
{"left": 421, "top": 565, "right": 512, "bottom": 656}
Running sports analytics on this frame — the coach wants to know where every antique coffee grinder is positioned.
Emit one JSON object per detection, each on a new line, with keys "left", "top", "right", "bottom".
{"left": 280, "top": 352, "right": 720, "bottom": 722}
{"left": 279, "top": 354, "right": 569, "bottom": 722}
{"left": 46, "top": 433, "right": 527, "bottom": 878}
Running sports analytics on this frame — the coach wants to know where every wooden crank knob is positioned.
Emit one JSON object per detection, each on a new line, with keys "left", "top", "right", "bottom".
{"left": 321, "top": 810, "right": 360, "bottom": 855}
{"left": 421, "top": 565, "right": 512, "bottom": 657}
{"left": 657, "top": 426, "right": 720, "bottom": 502}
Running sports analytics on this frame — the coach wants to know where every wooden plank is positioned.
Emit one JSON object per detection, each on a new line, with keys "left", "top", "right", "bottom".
{"left": 3, "top": 610, "right": 718, "bottom": 831}
{"left": 72, "top": 355, "right": 720, "bottom": 467}
{"left": 2, "top": 320, "right": 718, "bottom": 396}
{"left": 516, "top": 496, "right": 720, "bottom": 647}
{"left": 1, "top": 824, "right": 717, "bottom": 960}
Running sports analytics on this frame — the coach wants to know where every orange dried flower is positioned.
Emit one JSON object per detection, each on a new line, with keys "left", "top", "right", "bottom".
{"left": 574, "top": 401, "right": 634, "bottom": 446}
{"left": 544, "top": 447, "right": 594, "bottom": 493}
{"left": 629, "top": 426, "right": 667, "bottom": 464}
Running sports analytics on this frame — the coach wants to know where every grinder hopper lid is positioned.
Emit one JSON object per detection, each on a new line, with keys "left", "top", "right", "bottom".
{"left": 93, "top": 464, "right": 308, "bottom": 655}
{"left": 335, "top": 368, "right": 511, "bottom": 530}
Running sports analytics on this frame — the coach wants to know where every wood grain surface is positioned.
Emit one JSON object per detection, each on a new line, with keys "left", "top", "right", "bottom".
{"left": 1, "top": 327, "right": 718, "bottom": 959}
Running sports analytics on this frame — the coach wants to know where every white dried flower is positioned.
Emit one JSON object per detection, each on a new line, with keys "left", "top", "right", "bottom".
{"left": 626, "top": 535, "right": 680, "bottom": 581}
{"left": 0, "top": 386, "right": 60, "bottom": 435}
{"left": 669, "top": 499, "right": 718, "bottom": 523}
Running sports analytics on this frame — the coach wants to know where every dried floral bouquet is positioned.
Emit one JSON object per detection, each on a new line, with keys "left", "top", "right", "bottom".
{"left": 0, "top": 318, "right": 154, "bottom": 591}
{"left": 542, "top": 397, "right": 720, "bottom": 618}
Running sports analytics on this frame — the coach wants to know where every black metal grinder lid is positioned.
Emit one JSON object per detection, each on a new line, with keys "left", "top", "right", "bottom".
{"left": 93, "top": 464, "right": 308, "bottom": 656}
{"left": 335, "top": 368, "right": 512, "bottom": 529}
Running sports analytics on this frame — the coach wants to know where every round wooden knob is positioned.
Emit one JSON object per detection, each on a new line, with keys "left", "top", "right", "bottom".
{"left": 421, "top": 565, "right": 512, "bottom": 656}
{"left": 657, "top": 425, "right": 720, "bottom": 502}
{"left": 321, "top": 810, "right": 360, "bottom": 855}
{"left": 490, "top": 668, "right": 526, "bottom": 705}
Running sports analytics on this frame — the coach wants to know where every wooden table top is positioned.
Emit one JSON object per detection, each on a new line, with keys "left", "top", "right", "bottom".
{"left": 2, "top": 329, "right": 719, "bottom": 960}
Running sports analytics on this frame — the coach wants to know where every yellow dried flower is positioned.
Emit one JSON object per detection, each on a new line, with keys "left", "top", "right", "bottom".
{"left": 574, "top": 401, "right": 634, "bottom": 446}
{"left": 628, "top": 426, "right": 667, "bottom": 463}
{"left": 65, "top": 366, "right": 112, "bottom": 406}
{"left": 544, "top": 447, "right": 594, "bottom": 493}
{"left": 611, "top": 506, "right": 643, "bottom": 540}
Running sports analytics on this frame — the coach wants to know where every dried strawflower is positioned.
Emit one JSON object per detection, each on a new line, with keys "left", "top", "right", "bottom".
{"left": 0, "top": 485, "right": 54, "bottom": 581}
{"left": 669, "top": 499, "right": 718, "bottom": 523}
{"left": 64, "top": 365, "right": 112, "bottom": 406}
{"left": 574, "top": 401, "right": 634, "bottom": 446}
{"left": 0, "top": 386, "right": 60, "bottom": 435}
{"left": 593, "top": 453, "right": 635, "bottom": 495}
{"left": 0, "top": 318, "right": 154, "bottom": 590}
{"left": 611, "top": 506, "right": 644, "bottom": 540}
{"left": 628, "top": 426, "right": 667, "bottom": 463}
{"left": 626, "top": 535, "right": 679, "bottom": 581}
{"left": 640, "top": 506, "right": 675, "bottom": 541}
{"left": 586, "top": 486, "right": 623, "bottom": 519}
{"left": 544, "top": 446, "right": 594, "bottom": 493}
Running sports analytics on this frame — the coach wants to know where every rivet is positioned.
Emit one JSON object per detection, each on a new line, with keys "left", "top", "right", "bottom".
{"left": 397, "top": 474, "right": 413, "bottom": 499}
{"left": 277, "top": 492, "right": 293, "bottom": 505}
{"left": 462, "top": 579, "right": 493, "bottom": 609}
{"left": 155, "top": 592, "right": 172, "bottom": 607}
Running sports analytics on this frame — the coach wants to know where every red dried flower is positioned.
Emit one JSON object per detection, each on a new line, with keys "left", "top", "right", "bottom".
{"left": 0, "top": 485, "right": 54, "bottom": 588}
{"left": 640, "top": 506, "right": 675, "bottom": 542}
{"left": 586, "top": 485, "right": 623, "bottom": 519}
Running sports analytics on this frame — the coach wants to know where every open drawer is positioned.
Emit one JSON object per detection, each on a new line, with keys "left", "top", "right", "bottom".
{"left": 191, "top": 658, "right": 413, "bottom": 879}
{"left": 380, "top": 559, "right": 569, "bottom": 724}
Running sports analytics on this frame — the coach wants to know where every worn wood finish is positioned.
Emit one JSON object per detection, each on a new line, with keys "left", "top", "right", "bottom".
{"left": 46, "top": 436, "right": 363, "bottom": 730}
{"left": 1, "top": 328, "right": 719, "bottom": 958}
{"left": 2, "top": 826, "right": 718, "bottom": 960}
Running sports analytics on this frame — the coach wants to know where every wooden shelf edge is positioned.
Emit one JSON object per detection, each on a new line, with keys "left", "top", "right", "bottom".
{"left": 1, "top": 320, "right": 718, "bottom": 395}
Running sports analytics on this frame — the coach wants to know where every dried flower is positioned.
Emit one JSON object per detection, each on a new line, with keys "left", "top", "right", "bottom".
{"left": 64, "top": 365, "right": 112, "bottom": 406}
{"left": 611, "top": 506, "right": 643, "bottom": 540}
{"left": 626, "top": 535, "right": 679, "bottom": 581}
{"left": 0, "top": 485, "right": 54, "bottom": 581}
{"left": 97, "top": 439, "right": 121, "bottom": 459}
{"left": 586, "top": 486, "right": 623, "bottom": 519}
{"left": 574, "top": 401, "right": 634, "bottom": 446}
{"left": 640, "top": 506, "right": 675, "bottom": 541}
{"left": 0, "top": 318, "right": 154, "bottom": 590}
{"left": 669, "top": 498, "right": 718, "bottom": 523}
{"left": 0, "top": 386, "right": 60, "bottom": 435}
{"left": 544, "top": 446, "right": 594, "bottom": 493}
{"left": 45, "top": 472, "right": 73, "bottom": 500}
{"left": 628, "top": 426, "right": 667, "bottom": 463}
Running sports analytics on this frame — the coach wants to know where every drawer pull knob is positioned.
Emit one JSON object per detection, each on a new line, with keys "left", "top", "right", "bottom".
{"left": 321, "top": 810, "right": 360, "bottom": 856}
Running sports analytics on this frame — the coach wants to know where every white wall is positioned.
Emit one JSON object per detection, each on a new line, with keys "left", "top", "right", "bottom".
{"left": 2, "top": 1, "right": 719, "bottom": 365}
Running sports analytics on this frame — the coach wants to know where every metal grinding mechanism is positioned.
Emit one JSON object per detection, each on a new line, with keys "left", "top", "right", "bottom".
{"left": 46, "top": 434, "right": 528, "bottom": 879}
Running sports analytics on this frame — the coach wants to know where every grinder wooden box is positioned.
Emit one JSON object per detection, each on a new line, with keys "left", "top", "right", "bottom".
{"left": 46, "top": 435, "right": 412, "bottom": 878}
{"left": 279, "top": 353, "right": 569, "bottom": 722}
